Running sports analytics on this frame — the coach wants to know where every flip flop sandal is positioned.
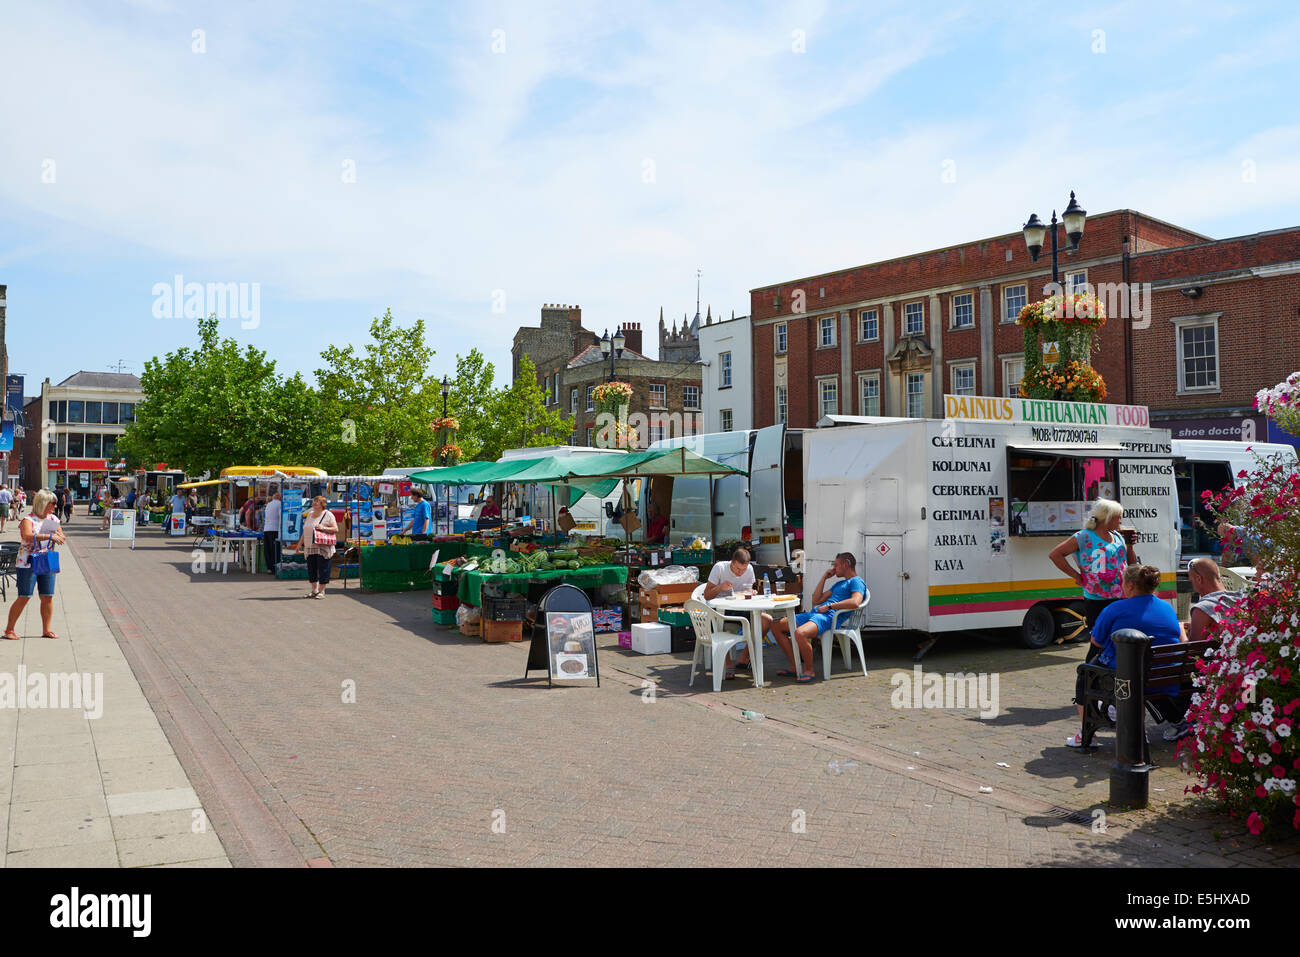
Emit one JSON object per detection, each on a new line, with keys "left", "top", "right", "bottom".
{"left": 3, "top": 631, "right": 19, "bottom": 640}
{"left": 795, "top": 673, "right": 816, "bottom": 683}
{"left": 42, "top": 632, "right": 59, "bottom": 639}
{"left": 775, "top": 669, "right": 797, "bottom": 678}
{"left": 725, "top": 670, "right": 736, "bottom": 680}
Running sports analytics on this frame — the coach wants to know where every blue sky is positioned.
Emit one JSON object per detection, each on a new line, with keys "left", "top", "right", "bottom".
{"left": 2, "top": 0, "right": 1299, "bottom": 393}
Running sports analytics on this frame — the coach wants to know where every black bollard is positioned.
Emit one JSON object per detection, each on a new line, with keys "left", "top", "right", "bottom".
{"left": 1109, "top": 628, "right": 1152, "bottom": 809}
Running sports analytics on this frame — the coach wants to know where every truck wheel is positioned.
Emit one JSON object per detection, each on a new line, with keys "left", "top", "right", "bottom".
{"left": 1020, "top": 602, "right": 1057, "bottom": 649}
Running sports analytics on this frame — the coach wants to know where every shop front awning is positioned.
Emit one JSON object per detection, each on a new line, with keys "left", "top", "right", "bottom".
{"left": 1007, "top": 443, "right": 1126, "bottom": 458}
{"left": 1007, "top": 443, "right": 1176, "bottom": 460}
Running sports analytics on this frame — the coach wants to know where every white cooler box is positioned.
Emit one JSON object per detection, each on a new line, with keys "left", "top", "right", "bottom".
{"left": 629, "top": 622, "right": 671, "bottom": 655}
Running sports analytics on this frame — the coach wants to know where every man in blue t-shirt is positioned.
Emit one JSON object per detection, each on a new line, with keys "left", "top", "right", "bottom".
{"left": 764, "top": 552, "right": 866, "bottom": 683}
{"left": 402, "top": 488, "right": 433, "bottom": 536}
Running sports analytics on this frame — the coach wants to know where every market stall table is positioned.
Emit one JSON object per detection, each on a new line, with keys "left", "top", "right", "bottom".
{"left": 435, "top": 562, "right": 629, "bottom": 607}
{"left": 212, "top": 530, "right": 261, "bottom": 574}
{"left": 706, "top": 593, "right": 803, "bottom": 689}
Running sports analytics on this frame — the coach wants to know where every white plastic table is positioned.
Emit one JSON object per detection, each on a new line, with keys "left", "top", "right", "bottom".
{"left": 707, "top": 594, "right": 803, "bottom": 688}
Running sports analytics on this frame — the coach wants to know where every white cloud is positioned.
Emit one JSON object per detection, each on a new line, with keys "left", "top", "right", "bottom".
{"left": 1, "top": 0, "right": 1298, "bottom": 382}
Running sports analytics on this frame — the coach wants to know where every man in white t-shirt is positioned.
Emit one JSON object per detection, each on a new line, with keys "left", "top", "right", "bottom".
{"left": 262, "top": 492, "right": 283, "bottom": 575}
{"left": 0, "top": 486, "right": 12, "bottom": 533}
{"left": 703, "top": 548, "right": 757, "bottom": 675}
{"left": 703, "top": 548, "right": 757, "bottom": 600}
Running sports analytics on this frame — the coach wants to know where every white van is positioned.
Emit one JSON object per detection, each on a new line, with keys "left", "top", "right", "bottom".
{"left": 806, "top": 396, "right": 1180, "bottom": 650}
{"left": 644, "top": 425, "right": 801, "bottom": 567}
{"left": 1169, "top": 439, "right": 1297, "bottom": 565}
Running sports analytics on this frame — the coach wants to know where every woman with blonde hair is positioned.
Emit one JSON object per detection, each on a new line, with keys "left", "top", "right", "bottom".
{"left": 4, "top": 489, "right": 66, "bottom": 640}
{"left": 291, "top": 495, "right": 338, "bottom": 598}
{"left": 1050, "top": 497, "right": 1138, "bottom": 632}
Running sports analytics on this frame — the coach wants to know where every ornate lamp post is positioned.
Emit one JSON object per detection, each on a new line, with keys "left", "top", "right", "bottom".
{"left": 1022, "top": 191, "right": 1087, "bottom": 287}
{"left": 599, "top": 327, "right": 626, "bottom": 382}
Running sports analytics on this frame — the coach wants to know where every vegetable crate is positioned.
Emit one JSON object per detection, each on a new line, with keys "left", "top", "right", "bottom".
{"left": 432, "top": 607, "right": 458, "bottom": 626}
{"left": 432, "top": 594, "right": 460, "bottom": 611}
{"left": 434, "top": 577, "right": 459, "bottom": 597}
{"left": 276, "top": 564, "right": 309, "bottom": 580}
{"left": 483, "top": 596, "right": 527, "bottom": 622}
{"left": 672, "top": 548, "right": 712, "bottom": 564}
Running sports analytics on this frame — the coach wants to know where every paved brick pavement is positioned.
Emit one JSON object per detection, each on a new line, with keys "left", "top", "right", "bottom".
{"left": 1, "top": 513, "right": 229, "bottom": 867}
{"left": 62, "top": 525, "right": 1299, "bottom": 867}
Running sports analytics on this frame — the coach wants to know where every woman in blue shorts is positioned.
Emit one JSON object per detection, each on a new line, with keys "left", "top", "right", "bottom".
{"left": 4, "top": 489, "right": 66, "bottom": 640}
{"left": 764, "top": 552, "right": 866, "bottom": 683}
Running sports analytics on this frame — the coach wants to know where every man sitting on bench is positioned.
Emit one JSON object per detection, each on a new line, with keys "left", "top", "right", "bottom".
{"left": 1067, "top": 564, "right": 1185, "bottom": 748}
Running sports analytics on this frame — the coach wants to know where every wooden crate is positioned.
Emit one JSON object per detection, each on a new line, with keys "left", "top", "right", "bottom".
{"left": 458, "top": 620, "right": 481, "bottom": 637}
{"left": 482, "top": 619, "right": 523, "bottom": 642}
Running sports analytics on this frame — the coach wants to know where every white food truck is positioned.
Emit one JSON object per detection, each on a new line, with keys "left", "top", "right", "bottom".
{"left": 806, "top": 395, "right": 1181, "bottom": 652}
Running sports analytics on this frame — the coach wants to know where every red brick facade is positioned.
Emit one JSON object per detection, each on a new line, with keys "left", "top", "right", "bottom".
{"left": 749, "top": 210, "right": 1300, "bottom": 434}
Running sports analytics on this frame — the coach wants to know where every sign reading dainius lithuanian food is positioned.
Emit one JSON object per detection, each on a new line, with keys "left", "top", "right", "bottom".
{"left": 943, "top": 394, "right": 1149, "bottom": 427}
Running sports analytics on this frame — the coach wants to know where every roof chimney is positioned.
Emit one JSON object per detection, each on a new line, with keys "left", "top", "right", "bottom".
{"left": 620, "top": 321, "right": 642, "bottom": 356}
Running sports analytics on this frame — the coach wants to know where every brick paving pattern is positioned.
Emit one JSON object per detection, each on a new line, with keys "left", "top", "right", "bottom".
{"left": 62, "top": 526, "right": 1300, "bottom": 867}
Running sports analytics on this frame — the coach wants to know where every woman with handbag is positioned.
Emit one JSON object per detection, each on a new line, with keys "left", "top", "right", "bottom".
{"left": 4, "top": 489, "right": 66, "bottom": 640}
{"left": 291, "top": 495, "right": 338, "bottom": 598}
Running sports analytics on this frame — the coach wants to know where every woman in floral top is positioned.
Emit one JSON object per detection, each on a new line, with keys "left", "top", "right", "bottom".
{"left": 1050, "top": 498, "right": 1138, "bottom": 631}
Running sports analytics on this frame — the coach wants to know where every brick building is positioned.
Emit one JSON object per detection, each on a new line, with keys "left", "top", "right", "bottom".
{"left": 748, "top": 210, "right": 1300, "bottom": 441}
{"left": 512, "top": 304, "right": 703, "bottom": 449}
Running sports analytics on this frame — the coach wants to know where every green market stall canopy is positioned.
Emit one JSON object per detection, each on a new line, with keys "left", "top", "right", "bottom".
{"left": 407, "top": 447, "right": 747, "bottom": 500}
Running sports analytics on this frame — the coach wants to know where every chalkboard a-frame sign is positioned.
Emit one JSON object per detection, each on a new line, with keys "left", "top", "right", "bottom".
{"left": 525, "top": 585, "right": 600, "bottom": 688}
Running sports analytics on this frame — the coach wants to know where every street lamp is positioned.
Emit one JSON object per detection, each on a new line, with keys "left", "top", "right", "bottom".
{"left": 440, "top": 374, "right": 450, "bottom": 418}
{"left": 1022, "top": 190, "right": 1087, "bottom": 287}
{"left": 599, "top": 327, "right": 626, "bottom": 382}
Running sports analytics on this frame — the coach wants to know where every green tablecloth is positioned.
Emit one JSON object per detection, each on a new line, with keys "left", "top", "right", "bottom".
{"left": 439, "top": 563, "right": 630, "bottom": 606}
{"left": 359, "top": 540, "right": 499, "bottom": 573}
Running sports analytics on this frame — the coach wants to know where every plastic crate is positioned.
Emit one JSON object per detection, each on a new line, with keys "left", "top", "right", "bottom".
{"left": 432, "top": 594, "right": 460, "bottom": 611}
{"left": 336, "top": 563, "right": 359, "bottom": 580}
{"left": 483, "top": 596, "right": 527, "bottom": 622}
{"left": 276, "top": 564, "right": 309, "bottom": 580}
{"left": 433, "top": 577, "right": 459, "bottom": 597}
{"left": 432, "top": 607, "right": 459, "bottom": 626}
{"left": 672, "top": 548, "right": 712, "bottom": 564}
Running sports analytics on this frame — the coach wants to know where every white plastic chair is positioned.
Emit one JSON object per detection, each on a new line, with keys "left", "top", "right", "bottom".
{"left": 820, "top": 589, "right": 871, "bottom": 678}
{"left": 685, "top": 598, "right": 749, "bottom": 693}
{"left": 691, "top": 582, "right": 707, "bottom": 601}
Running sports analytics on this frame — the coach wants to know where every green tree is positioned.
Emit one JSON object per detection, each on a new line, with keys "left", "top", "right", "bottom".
{"left": 117, "top": 316, "right": 324, "bottom": 477}
{"left": 314, "top": 309, "right": 443, "bottom": 473}
{"left": 445, "top": 348, "right": 499, "bottom": 461}
{"left": 478, "top": 354, "right": 574, "bottom": 460}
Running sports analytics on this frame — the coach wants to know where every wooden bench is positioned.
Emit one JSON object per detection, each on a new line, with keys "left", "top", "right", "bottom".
{"left": 1079, "top": 639, "right": 1213, "bottom": 753}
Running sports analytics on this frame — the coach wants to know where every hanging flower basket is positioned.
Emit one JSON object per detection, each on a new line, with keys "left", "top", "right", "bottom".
{"left": 593, "top": 381, "right": 634, "bottom": 416}
{"left": 1018, "top": 359, "right": 1107, "bottom": 403}
{"left": 1256, "top": 372, "right": 1300, "bottom": 437}
{"left": 434, "top": 443, "right": 462, "bottom": 466}
{"left": 431, "top": 417, "right": 461, "bottom": 433}
{"left": 1017, "top": 293, "right": 1107, "bottom": 330}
